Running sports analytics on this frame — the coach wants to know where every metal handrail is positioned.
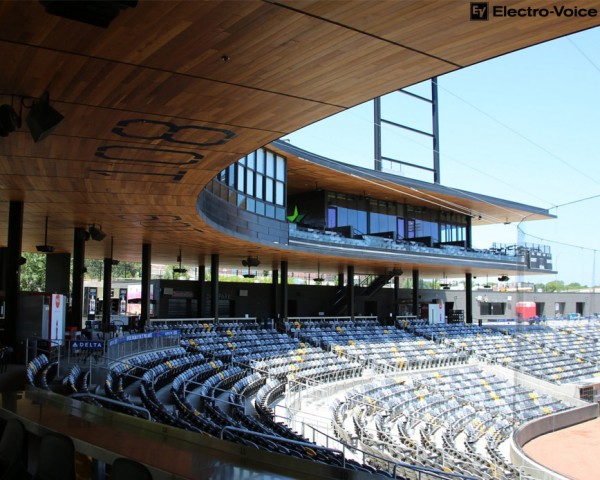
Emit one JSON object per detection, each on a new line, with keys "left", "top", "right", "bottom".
{"left": 70, "top": 393, "right": 152, "bottom": 420}
{"left": 219, "top": 425, "right": 345, "bottom": 460}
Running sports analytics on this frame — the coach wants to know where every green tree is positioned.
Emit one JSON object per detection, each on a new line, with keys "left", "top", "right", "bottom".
{"left": 20, "top": 252, "right": 46, "bottom": 292}
{"left": 566, "top": 282, "right": 586, "bottom": 291}
{"left": 85, "top": 259, "right": 104, "bottom": 280}
{"left": 544, "top": 280, "right": 565, "bottom": 293}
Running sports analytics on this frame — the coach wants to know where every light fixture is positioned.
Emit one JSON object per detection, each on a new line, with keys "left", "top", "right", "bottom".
{"left": 36, "top": 216, "right": 55, "bottom": 253}
{"left": 0, "top": 103, "right": 21, "bottom": 137}
{"left": 483, "top": 275, "right": 491, "bottom": 288}
{"left": 242, "top": 256, "right": 260, "bottom": 267}
{"left": 314, "top": 263, "right": 324, "bottom": 283}
{"left": 26, "top": 92, "right": 64, "bottom": 143}
{"left": 173, "top": 249, "right": 187, "bottom": 274}
{"left": 40, "top": 0, "right": 138, "bottom": 28}
{"left": 88, "top": 224, "right": 106, "bottom": 241}
{"left": 440, "top": 273, "right": 449, "bottom": 289}
{"left": 498, "top": 275, "right": 510, "bottom": 282}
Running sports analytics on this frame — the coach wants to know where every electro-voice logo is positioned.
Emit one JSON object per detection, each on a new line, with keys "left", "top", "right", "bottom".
{"left": 470, "top": 2, "right": 597, "bottom": 20}
{"left": 470, "top": 2, "right": 489, "bottom": 20}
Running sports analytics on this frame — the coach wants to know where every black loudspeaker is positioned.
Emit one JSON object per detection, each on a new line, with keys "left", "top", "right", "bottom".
{"left": 0, "top": 104, "right": 21, "bottom": 137}
{"left": 26, "top": 93, "right": 64, "bottom": 142}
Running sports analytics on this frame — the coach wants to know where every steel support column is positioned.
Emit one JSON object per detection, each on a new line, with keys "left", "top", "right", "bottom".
{"left": 102, "top": 258, "right": 113, "bottom": 332}
{"left": 394, "top": 275, "right": 400, "bottom": 319}
{"left": 211, "top": 254, "right": 219, "bottom": 323}
{"left": 347, "top": 265, "right": 355, "bottom": 320}
{"left": 280, "top": 261, "right": 288, "bottom": 321}
{"left": 71, "top": 227, "right": 87, "bottom": 330}
{"left": 412, "top": 269, "right": 420, "bottom": 317}
{"left": 197, "top": 264, "right": 205, "bottom": 318}
{"left": 465, "top": 273, "right": 473, "bottom": 325}
{"left": 271, "top": 269, "right": 279, "bottom": 321}
{"left": 4, "top": 201, "right": 23, "bottom": 347}
{"left": 141, "top": 243, "right": 151, "bottom": 330}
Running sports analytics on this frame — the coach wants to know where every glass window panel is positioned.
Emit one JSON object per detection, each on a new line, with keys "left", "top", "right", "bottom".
{"left": 275, "top": 181, "right": 284, "bottom": 206}
{"left": 256, "top": 149, "right": 265, "bottom": 173}
{"left": 246, "top": 170, "right": 254, "bottom": 196}
{"left": 328, "top": 207, "right": 337, "bottom": 228}
{"left": 246, "top": 198, "right": 255, "bottom": 213}
{"left": 237, "top": 164, "right": 245, "bottom": 192}
{"left": 397, "top": 217, "right": 405, "bottom": 239}
{"left": 247, "top": 152, "right": 255, "bottom": 170}
{"left": 255, "top": 201, "right": 265, "bottom": 216}
{"left": 255, "top": 174, "right": 264, "bottom": 200}
{"left": 227, "top": 164, "right": 236, "bottom": 187}
{"left": 237, "top": 194, "right": 246, "bottom": 209}
{"left": 239, "top": 156, "right": 246, "bottom": 166}
{"left": 266, "top": 151, "right": 275, "bottom": 177}
{"left": 220, "top": 184, "right": 229, "bottom": 201}
{"left": 265, "top": 178, "right": 274, "bottom": 202}
{"left": 276, "top": 155, "right": 285, "bottom": 181}
{"left": 357, "top": 210, "right": 367, "bottom": 234}
{"left": 337, "top": 207, "right": 347, "bottom": 226}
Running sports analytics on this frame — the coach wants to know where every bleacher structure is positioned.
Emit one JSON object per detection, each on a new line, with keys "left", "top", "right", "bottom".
{"left": 25, "top": 317, "right": 600, "bottom": 479}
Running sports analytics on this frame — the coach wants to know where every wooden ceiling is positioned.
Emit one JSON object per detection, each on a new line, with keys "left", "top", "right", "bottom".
{"left": 0, "top": 0, "right": 597, "bottom": 277}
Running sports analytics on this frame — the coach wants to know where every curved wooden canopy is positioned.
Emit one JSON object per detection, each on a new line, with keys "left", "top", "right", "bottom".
{"left": 0, "top": 0, "right": 597, "bottom": 275}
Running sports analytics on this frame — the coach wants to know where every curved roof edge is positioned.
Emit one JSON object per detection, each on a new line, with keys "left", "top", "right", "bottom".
{"left": 271, "top": 139, "right": 556, "bottom": 225}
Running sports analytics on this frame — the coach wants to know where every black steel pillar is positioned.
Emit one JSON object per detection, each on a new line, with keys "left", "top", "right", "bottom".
{"left": 4, "top": 201, "right": 23, "bottom": 347}
{"left": 271, "top": 269, "right": 279, "bottom": 320}
{"left": 394, "top": 275, "right": 400, "bottom": 319}
{"left": 374, "top": 97, "right": 382, "bottom": 171}
{"left": 196, "top": 264, "right": 205, "bottom": 318}
{"left": 71, "top": 228, "right": 87, "bottom": 330}
{"left": 102, "top": 258, "right": 113, "bottom": 332}
{"left": 466, "top": 215, "right": 473, "bottom": 249}
{"left": 465, "top": 273, "right": 473, "bottom": 325}
{"left": 280, "top": 261, "right": 288, "bottom": 321}
{"left": 432, "top": 77, "right": 441, "bottom": 184}
{"left": 337, "top": 273, "right": 344, "bottom": 288}
{"left": 412, "top": 269, "right": 420, "bottom": 317}
{"left": 347, "top": 265, "right": 355, "bottom": 320}
{"left": 211, "top": 254, "right": 219, "bottom": 323}
{"left": 140, "top": 243, "right": 151, "bottom": 330}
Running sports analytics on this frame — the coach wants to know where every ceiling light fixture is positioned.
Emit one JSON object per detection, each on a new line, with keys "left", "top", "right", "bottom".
{"left": 314, "top": 263, "right": 324, "bottom": 283}
{"left": 40, "top": 0, "right": 138, "bottom": 28}
{"left": 0, "top": 103, "right": 21, "bottom": 137}
{"left": 242, "top": 256, "right": 261, "bottom": 268}
{"left": 88, "top": 224, "right": 106, "bottom": 241}
{"left": 26, "top": 91, "right": 64, "bottom": 143}
{"left": 173, "top": 249, "right": 187, "bottom": 274}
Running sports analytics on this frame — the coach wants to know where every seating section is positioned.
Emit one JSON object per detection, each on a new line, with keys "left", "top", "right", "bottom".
{"left": 415, "top": 323, "right": 600, "bottom": 384}
{"left": 25, "top": 318, "right": 600, "bottom": 479}
{"left": 286, "top": 318, "right": 468, "bottom": 373}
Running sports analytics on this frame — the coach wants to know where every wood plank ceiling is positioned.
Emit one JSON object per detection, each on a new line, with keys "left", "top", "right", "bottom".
{"left": 0, "top": 0, "right": 598, "bottom": 277}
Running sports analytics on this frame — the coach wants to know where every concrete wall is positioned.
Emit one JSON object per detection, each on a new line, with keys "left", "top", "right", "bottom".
{"left": 510, "top": 403, "right": 599, "bottom": 480}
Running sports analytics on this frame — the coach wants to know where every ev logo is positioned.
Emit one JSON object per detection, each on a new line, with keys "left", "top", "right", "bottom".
{"left": 470, "top": 2, "right": 489, "bottom": 20}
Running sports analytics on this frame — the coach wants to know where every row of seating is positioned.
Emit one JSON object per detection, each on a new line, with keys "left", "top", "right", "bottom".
{"left": 26, "top": 353, "right": 57, "bottom": 390}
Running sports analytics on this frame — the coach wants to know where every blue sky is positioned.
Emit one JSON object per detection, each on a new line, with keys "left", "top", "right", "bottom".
{"left": 285, "top": 25, "right": 600, "bottom": 286}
